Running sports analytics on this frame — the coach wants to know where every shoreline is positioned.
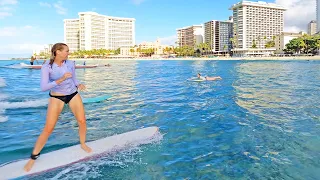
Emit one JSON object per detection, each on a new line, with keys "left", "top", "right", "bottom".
{"left": 68, "top": 56, "right": 320, "bottom": 61}
{"left": 5, "top": 55, "right": 320, "bottom": 61}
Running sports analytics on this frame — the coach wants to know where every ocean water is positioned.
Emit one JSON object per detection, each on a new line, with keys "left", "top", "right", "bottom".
{"left": 0, "top": 60, "right": 319, "bottom": 180}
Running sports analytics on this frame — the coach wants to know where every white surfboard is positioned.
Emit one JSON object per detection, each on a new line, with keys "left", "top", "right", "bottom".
{"left": 0, "top": 126, "right": 159, "bottom": 180}
{"left": 189, "top": 78, "right": 205, "bottom": 82}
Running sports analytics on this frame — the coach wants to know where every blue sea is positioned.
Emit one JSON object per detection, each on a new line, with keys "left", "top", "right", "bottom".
{"left": 0, "top": 60, "right": 319, "bottom": 180}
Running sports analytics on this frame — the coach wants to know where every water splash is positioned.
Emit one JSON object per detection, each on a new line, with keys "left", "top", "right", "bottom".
{"left": 48, "top": 132, "right": 163, "bottom": 180}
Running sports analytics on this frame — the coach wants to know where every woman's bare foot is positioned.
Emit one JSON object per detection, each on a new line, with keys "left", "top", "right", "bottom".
{"left": 24, "top": 159, "right": 35, "bottom": 172}
{"left": 81, "top": 144, "right": 92, "bottom": 153}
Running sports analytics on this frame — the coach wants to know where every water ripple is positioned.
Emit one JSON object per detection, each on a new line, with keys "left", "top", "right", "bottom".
{"left": 0, "top": 60, "right": 319, "bottom": 179}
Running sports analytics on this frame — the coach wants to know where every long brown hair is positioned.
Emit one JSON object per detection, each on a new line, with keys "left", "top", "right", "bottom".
{"left": 49, "top": 43, "right": 68, "bottom": 67}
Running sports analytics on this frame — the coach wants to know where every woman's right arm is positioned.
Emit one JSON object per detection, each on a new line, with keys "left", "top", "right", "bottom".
{"left": 40, "top": 65, "right": 58, "bottom": 91}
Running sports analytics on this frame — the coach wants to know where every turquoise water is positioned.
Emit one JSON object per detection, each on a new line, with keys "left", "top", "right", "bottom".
{"left": 0, "top": 60, "right": 319, "bottom": 179}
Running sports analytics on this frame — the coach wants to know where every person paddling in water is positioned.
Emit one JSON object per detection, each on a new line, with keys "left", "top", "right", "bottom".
{"left": 197, "top": 73, "right": 222, "bottom": 81}
{"left": 30, "top": 55, "right": 38, "bottom": 65}
{"left": 24, "top": 43, "right": 92, "bottom": 172}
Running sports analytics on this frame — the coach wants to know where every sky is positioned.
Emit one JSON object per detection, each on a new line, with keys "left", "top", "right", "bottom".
{"left": 0, "top": 0, "right": 316, "bottom": 58}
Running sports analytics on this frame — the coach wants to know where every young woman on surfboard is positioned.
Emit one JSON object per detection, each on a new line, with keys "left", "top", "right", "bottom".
{"left": 24, "top": 43, "right": 92, "bottom": 172}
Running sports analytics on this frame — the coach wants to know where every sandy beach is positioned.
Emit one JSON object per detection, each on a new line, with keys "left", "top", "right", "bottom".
{"left": 7, "top": 55, "right": 320, "bottom": 61}
{"left": 66, "top": 56, "right": 320, "bottom": 61}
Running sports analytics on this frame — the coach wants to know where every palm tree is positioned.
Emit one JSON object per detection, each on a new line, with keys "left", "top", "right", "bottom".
{"left": 316, "top": 39, "right": 320, "bottom": 55}
{"left": 230, "top": 34, "right": 238, "bottom": 49}
{"left": 252, "top": 40, "right": 257, "bottom": 48}
{"left": 257, "top": 36, "right": 261, "bottom": 48}
{"left": 298, "top": 39, "right": 306, "bottom": 54}
{"left": 130, "top": 48, "right": 135, "bottom": 56}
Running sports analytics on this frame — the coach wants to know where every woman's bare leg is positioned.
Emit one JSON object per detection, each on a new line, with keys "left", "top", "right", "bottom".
{"left": 68, "top": 94, "right": 92, "bottom": 153}
{"left": 24, "top": 98, "right": 64, "bottom": 172}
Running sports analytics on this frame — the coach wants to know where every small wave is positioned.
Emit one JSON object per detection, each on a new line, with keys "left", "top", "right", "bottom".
{"left": 0, "top": 78, "right": 6, "bottom": 87}
{"left": 0, "top": 63, "right": 29, "bottom": 69}
{"left": 193, "top": 151, "right": 213, "bottom": 160}
{"left": 0, "top": 94, "right": 8, "bottom": 101}
{"left": 0, "top": 99, "right": 48, "bottom": 109}
{"left": 238, "top": 122, "right": 249, "bottom": 126}
{"left": 0, "top": 116, "right": 8, "bottom": 123}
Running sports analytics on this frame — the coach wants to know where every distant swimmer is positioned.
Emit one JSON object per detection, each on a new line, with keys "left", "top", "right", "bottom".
{"left": 197, "top": 73, "right": 222, "bottom": 81}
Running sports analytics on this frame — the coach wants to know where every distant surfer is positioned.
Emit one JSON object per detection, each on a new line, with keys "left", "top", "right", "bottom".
{"left": 24, "top": 43, "right": 92, "bottom": 172}
{"left": 196, "top": 73, "right": 222, "bottom": 81}
{"left": 30, "top": 55, "right": 37, "bottom": 65}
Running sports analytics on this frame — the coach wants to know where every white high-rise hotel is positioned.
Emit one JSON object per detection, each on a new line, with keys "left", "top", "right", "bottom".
{"left": 317, "top": 0, "right": 320, "bottom": 33}
{"left": 230, "top": 1, "right": 286, "bottom": 49}
{"left": 176, "top": 25, "right": 203, "bottom": 48}
{"left": 64, "top": 12, "right": 135, "bottom": 52}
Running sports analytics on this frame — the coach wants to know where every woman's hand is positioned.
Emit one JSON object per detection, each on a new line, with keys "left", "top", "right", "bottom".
{"left": 56, "top": 72, "right": 72, "bottom": 84}
{"left": 62, "top": 72, "right": 72, "bottom": 80}
{"left": 77, "top": 84, "right": 86, "bottom": 91}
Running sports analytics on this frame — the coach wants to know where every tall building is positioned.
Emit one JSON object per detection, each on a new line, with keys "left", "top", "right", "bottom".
{"left": 120, "top": 38, "right": 174, "bottom": 56}
{"left": 275, "top": 32, "right": 304, "bottom": 53}
{"left": 176, "top": 25, "right": 203, "bottom": 48}
{"left": 317, "top": 0, "right": 320, "bottom": 33}
{"left": 308, "top": 20, "right": 317, "bottom": 35}
{"left": 204, "top": 20, "right": 233, "bottom": 52}
{"left": 64, "top": 19, "right": 80, "bottom": 52}
{"left": 64, "top": 12, "right": 135, "bottom": 52}
{"left": 230, "top": 1, "right": 286, "bottom": 50}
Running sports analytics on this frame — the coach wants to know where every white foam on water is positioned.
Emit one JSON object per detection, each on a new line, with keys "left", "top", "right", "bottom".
{"left": 1, "top": 63, "right": 25, "bottom": 69}
{"left": 0, "top": 108, "right": 7, "bottom": 123}
{"left": 0, "top": 78, "right": 6, "bottom": 87}
{"left": 0, "top": 116, "right": 8, "bottom": 123}
{"left": 0, "top": 98, "right": 48, "bottom": 123}
{"left": 0, "top": 94, "right": 8, "bottom": 101}
{"left": 0, "top": 99, "right": 48, "bottom": 109}
{"left": 49, "top": 132, "right": 163, "bottom": 180}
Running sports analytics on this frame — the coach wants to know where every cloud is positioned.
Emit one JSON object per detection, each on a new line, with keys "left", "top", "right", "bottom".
{"left": 0, "top": 43, "right": 47, "bottom": 54}
{"left": 158, "top": 35, "right": 176, "bottom": 46}
{"left": 0, "top": 25, "right": 48, "bottom": 54}
{"left": 275, "top": 0, "right": 315, "bottom": 32}
{"left": 53, "top": 1, "right": 67, "bottom": 15}
{"left": 23, "top": 25, "right": 33, "bottom": 29}
{"left": 38, "top": 1, "right": 67, "bottom": 15}
{"left": 39, "top": 2, "right": 51, "bottom": 8}
{"left": 0, "top": 11, "right": 11, "bottom": 18}
{"left": 0, "top": 0, "right": 17, "bottom": 6}
{"left": 131, "top": 0, "right": 146, "bottom": 5}
{"left": 0, "top": 27, "right": 17, "bottom": 36}
{"left": 0, "top": 6, "right": 12, "bottom": 10}
{"left": 0, "top": 26, "right": 41, "bottom": 37}
{"left": 0, "top": 0, "right": 17, "bottom": 19}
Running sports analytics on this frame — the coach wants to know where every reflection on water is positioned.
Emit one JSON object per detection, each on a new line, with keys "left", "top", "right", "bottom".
{"left": 233, "top": 61, "right": 320, "bottom": 124}
{"left": 0, "top": 60, "right": 319, "bottom": 179}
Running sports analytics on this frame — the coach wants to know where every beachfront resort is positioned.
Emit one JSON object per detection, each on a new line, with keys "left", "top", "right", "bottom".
{"left": 1, "top": 0, "right": 320, "bottom": 179}
{"left": 30, "top": 0, "right": 320, "bottom": 60}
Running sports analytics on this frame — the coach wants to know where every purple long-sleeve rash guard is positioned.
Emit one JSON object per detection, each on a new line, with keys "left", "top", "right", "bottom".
{"left": 40, "top": 60, "right": 80, "bottom": 95}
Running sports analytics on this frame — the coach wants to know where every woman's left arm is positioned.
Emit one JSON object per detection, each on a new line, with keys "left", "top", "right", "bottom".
{"left": 71, "top": 61, "right": 86, "bottom": 91}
